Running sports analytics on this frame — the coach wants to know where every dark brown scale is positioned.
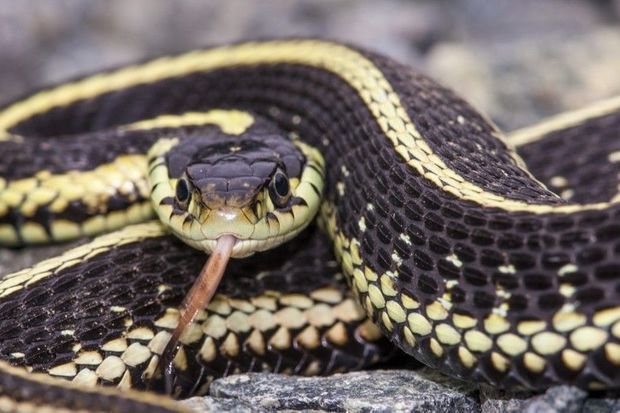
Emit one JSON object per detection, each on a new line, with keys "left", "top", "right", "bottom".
{"left": 0, "top": 128, "right": 162, "bottom": 242}
{"left": 0, "top": 226, "right": 392, "bottom": 397}
{"left": 0, "top": 128, "right": 162, "bottom": 181}
{"left": 1, "top": 42, "right": 620, "bottom": 391}
{"left": 517, "top": 111, "right": 620, "bottom": 204}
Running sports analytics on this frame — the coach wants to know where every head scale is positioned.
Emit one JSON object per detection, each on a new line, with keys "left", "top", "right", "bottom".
{"left": 147, "top": 110, "right": 325, "bottom": 258}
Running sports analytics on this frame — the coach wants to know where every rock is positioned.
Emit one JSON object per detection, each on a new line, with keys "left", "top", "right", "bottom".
{"left": 480, "top": 386, "right": 537, "bottom": 413}
{"left": 186, "top": 374, "right": 620, "bottom": 413}
{"left": 523, "top": 387, "right": 587, "bottom": 413}
{"left": 181, "top": 395, "right": 264, "bottom": 413}
{"left": 207, "top": 369, "right": 480, "bottom": 413}
{"left": 582, "top": 389, "right": 620, "bottom": 413}
{"left": 481, "top": 385, "right": 588, "bottom": 413}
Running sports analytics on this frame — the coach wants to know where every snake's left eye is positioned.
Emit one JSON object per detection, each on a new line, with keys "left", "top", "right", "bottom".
{"left": 269, "top": 169, "right": 291, "bottom": 207}
{"left": 176, "top": 178, "right": 191, "bottom": 208}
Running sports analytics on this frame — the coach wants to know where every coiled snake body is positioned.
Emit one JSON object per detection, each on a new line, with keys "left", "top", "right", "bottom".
{"left": 1, "top": 39, "right": 620, "bottom": 411}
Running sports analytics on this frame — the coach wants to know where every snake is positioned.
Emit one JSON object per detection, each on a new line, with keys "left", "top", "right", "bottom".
{"left": 1, "top": 39, "right": 620, "bottom": 412}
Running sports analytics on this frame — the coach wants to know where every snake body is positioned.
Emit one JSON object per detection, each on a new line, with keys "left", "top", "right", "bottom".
{"left": 1, "top": 39, "right": 620, "bottom": 411}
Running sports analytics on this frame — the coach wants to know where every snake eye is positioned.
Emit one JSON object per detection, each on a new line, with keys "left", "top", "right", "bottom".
{"left": 269, "top": 169, "right": 291, "bottom": 207}
{"left": 175, "top": 178, "right": 191, "bottom": 207}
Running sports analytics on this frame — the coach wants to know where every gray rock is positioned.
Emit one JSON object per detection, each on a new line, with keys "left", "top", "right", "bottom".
{"left": 582, "top": 389, "right": 620, "bottom": 413}
{"left": 181, "top": 395, "right": 265, "bottom": 413}
{"left": 525, "top": 387, "right": 587, "bottom": 413}
{"left": 481, "top": 385, "right": 588, "bottom": 413}
{"left": 207, "top": 369, "right": 480, "bottom": 413}
{"left": 480, "top": 386, "right": 537, "bottom": 413}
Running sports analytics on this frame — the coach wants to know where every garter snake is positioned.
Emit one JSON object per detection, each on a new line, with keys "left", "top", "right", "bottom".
{"left": 1, "top": 39, "right": 620, "bottom": 411}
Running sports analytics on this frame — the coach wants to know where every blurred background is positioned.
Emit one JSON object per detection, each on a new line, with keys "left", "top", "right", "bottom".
{"left": 1, "top": 0, "right": 620, "bottom": 132}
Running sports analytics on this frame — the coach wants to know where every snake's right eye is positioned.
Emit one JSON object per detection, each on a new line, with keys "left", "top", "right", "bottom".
{"left": 175, "top": 178, "right": 191, "bottom": 207}
{"left": 269, "top": 169, "right": 291, "bottom": 208}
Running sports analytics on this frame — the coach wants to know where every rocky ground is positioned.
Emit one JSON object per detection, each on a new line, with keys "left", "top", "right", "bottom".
{"left": 181, "top": 369, "right": 620, "bottom": 413}
{"left": 2, "top": 0, "right": 620, "bottom": 412}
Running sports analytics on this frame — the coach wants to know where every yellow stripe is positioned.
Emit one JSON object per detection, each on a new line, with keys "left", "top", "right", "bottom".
{"left": 123, "top": 109, "right": 255, "bottom": 135}
{"left": 0, "top": 222, "right": 166, "bottom": 294}
{"left": 1, "top": 39, "right": 617, "bottom": 214}
{"left": 0, "top": 359, "right": 189, "bottom": 413}
{"left": 509, "top": 95, "right": 620, "bottom": 147}
{"left": 0, "top": 154, "right": 148, "bottom": 211}
{"left": 0, "top": 109, "right": 260, "bottom": 245}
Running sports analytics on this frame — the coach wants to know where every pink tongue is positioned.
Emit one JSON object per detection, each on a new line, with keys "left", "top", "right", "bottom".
{"left": 176, "top": 234, "right": 236, "bottom": 333}
{"left": 160, "top": 235, "right": 236, "bottom": 391}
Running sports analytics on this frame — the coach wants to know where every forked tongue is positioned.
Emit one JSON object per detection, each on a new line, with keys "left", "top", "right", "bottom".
{"left": 159, "top": 235, "right": 236, "bottom": 394}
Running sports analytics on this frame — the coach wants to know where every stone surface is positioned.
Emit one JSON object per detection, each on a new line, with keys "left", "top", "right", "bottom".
{"left": 582, "top": 389, "right": 620, "bottom": 413}
{"left": 184, "top": 374, "right": 620, "bottom": 413}
{"left": 181, "top": 396, "right": 262, "bottom": 413}
{"left": 206, "top": 369, "right": 479, "bottom": 413}
{"left": 481, "top": 386, "right": 588, "bottom": 413}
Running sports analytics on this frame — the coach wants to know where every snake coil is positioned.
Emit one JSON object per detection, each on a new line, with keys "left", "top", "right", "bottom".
{"left": 0, "top": 39, "right": 620, "bottom": 411}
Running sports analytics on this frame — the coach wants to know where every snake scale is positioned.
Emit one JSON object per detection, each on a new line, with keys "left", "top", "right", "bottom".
{"left": 1, "top": 39, "right": 620, "bottom": 412}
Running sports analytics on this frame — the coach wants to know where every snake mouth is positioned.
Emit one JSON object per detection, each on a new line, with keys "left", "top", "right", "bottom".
{"left": 187, "top": 206, "right": 262, "bottom": 257}
{"left": 187, "top": 202, "right": 317, "bottom": 257}
{"left": 190, "top": 232, "right": 295, "bottom": 258}
{"left": 197, "top": 207, "right": 258, "bottom": 239}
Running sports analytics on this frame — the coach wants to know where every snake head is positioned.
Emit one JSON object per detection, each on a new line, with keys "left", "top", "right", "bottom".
{"left": 147, "top": 110, "right": 324, "bottom": 257}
